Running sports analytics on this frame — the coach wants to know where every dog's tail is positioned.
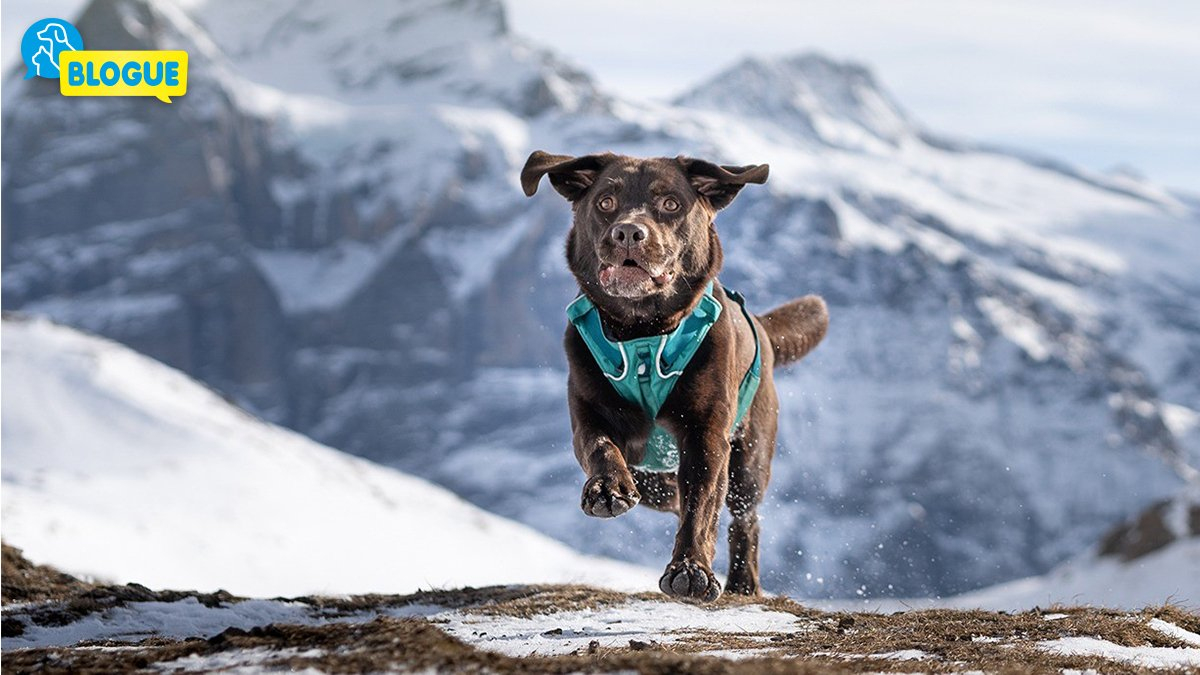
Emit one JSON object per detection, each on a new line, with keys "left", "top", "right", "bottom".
{"left": 757, "top": 296, "right": 828, "bottom": 367}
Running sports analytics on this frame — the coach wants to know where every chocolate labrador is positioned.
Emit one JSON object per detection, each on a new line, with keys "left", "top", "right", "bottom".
{"left": 521, "top": 151, "right": 828, "bottom": 601}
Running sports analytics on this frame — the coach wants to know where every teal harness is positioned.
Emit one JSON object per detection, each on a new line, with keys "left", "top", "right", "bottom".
{"left": 566, "top": 281, "right": 762, "bottom": 472}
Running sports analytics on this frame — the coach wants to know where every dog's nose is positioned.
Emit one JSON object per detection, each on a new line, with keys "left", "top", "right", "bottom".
{"left": 611, "top": 222, "right": 648, "bottom": 246}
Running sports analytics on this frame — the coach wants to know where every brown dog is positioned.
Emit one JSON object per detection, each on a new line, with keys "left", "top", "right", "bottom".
{"left": 521, "top": 151, "right": 828, "bottom": 601}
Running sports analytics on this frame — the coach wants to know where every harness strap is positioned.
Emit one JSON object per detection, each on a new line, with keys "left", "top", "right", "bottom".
{"left": 728, "top": 288, "right": 764, "bottom": 434}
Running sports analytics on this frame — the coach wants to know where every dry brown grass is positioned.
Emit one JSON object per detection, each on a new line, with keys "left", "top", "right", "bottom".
{"left": 4, "top": 546, "right": 1197, "bottom": 674}
{"left": 8, "top": 609, "right": 1195, "bottom": 675}
{"left": 2, "top": 544, "right": 94, "bottom": 605}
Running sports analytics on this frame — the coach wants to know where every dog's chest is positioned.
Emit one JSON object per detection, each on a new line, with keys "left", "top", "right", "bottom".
{"left": 566, "top": 282, "right": 763, "bottom": 472}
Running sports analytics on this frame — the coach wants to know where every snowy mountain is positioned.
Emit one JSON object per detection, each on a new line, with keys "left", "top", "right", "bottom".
{"left": 674, "top": 54, "right": 915, "bottom": 151}
{"left": 0, "top": 316, "right": 655, "bottom": 597}
{"left": 3, "top": 0, "right": 1199, "bottom": 598}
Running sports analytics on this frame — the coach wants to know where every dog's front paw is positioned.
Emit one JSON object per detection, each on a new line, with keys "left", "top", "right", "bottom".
{"left": 581, "top": 473, "right": 639, "bottom": 518}
{"left": 659, "top": 559, "right": 721, "bottom": 602}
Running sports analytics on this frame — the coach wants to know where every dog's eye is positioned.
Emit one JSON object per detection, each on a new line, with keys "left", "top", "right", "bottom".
{"left": 661, "top": 197, "right": 681, "bottom": 213}
{"left": 597, "top": 195, "right": 616, "bottom": 212}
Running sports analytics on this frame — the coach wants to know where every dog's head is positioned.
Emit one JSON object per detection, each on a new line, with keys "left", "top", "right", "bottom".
{"left": 521, "top": 152, "right": 768, "bottom": 312}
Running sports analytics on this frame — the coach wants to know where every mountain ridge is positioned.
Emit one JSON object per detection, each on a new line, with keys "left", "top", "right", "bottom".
{"left": 674, "top": 52, "right": 916, "bottom": 151}
{"left": 3, "top": 0, "right": 1197, "bottom": 599}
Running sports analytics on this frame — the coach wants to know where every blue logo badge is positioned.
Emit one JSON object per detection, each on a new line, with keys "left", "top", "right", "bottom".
{"left": 21, "top": 18, "right": 85, "bottom": 80}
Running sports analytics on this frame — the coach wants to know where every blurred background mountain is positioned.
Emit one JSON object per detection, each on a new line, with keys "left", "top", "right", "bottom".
{"left": 3, "top": 0, "right": 1198, "bottom": 598}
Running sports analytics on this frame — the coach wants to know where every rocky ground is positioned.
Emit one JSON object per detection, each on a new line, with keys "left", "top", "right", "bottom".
{"left": 4, "top": 545, "right": 1199, "bottom": 674}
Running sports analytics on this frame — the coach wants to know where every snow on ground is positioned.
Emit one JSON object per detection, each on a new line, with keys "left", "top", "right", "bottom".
{"left": 401, "top": 604, "right": 1200, "bottom": 668}
{"left": 6, "top": 598, "right": 329, "bottom": 650}
{"left": 8, "top": 589, "right": 1200, "bottom": 671}
{"left": 4, "top": 589, "right": 804, "bottom": 654}
{"left": 434, "top": 600, "right": 801, "bottom": 657}
{"left": 0, "top": 316, "right": 656, "bottom": 597}
{"left": 154, "top": 647, "right": 329, "bottom": 674}
{"left": 1152, "top": 617, "right": 1200, "bottom": 647}
{"left": 1039, "top": 636, "right": 1200, "bottom": 669}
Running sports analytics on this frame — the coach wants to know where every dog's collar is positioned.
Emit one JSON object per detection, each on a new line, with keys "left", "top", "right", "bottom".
{"left": 566, "top": 280, "right": 761, "bottom": 472}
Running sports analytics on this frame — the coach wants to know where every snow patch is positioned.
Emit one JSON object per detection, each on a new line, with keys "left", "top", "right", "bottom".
{"left": 1150, "top": 619, "right": 1200, "bottom": 647}
{"left": 155, "top": 647, "right": 327, "bottom": 673}
{"left": 5, "top": 598, "right": 318, "bottom": 650}
{"left": 1038, "top": 636, "right": 1200, "bottom": 669}
{"left": 434, "top": 600, "right": 805, "bottom": 657}
{"left": 422, "top": 212, "right": 534, "bottom": 302}
{"left": 977, "top": 296, "right": 1052, "bottom": 361}
{"left": 1162, "top": 403, "right": 1200, "bottom": 439}
{"left": 870, "top": 648, "right": 930, "bottom": 660}
{"left": 829, "top": 195, "right": 906, "bottom": 253}
{"left": 252, "top": 229, "right": 408, "bottom": 313}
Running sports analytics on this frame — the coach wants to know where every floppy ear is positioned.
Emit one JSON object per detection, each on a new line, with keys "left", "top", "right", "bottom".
{"left": 678, "top": 157, "right": 769, "bottom": 211}
{"left": 521, "top": 151, "right": 614, "bottom": 201}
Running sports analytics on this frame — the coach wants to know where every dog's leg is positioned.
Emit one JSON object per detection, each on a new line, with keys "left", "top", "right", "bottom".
{"left": 566, "top": 331, "right": 645, "bottom": 519}
{"left": 571, "top": 405, "right": 640, "bottom": 519}
{"left": 725, "top": 442, "right": 766, "bottom": 595}
{"left": 725, "top": 433, "right": 775, "bottom": 594}
{"left": 577, "top": 436, "right": 640, "bottom": 518}
{"left": 726, "top": 376, "right": 778, "bottom": 596}
{"left": 659, "top": 426, "right": 730, "bottom": 602}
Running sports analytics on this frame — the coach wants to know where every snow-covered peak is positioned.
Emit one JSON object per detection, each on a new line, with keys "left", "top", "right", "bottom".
{"left": 185, "top": 0, "right": 604, "bottom": 113}
{"left": 2, "top": 0, "right": 226, "bottom": 103}
{"left": 64, "top": 0, "right": 235, "bottom": 67}
{"left": 674, "top": 52, "right": 914, "bottom": 151}
{"left": 194, "top": 0, "right": 508, "bottom": 56}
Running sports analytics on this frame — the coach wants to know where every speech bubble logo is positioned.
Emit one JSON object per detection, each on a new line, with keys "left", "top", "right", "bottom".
{"left": 21, "top": 18, "right": 85, "bottom": 80}
{"left": 59, "top": 51, "right": 188, "bottom": 103}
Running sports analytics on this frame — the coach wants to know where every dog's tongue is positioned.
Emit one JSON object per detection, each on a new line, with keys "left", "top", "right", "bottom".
{"left": 600, "top": 265, "right": 650, "bottom": 286}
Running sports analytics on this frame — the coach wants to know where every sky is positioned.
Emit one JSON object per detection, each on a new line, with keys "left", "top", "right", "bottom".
{"left": 505, "top": 0, "right": 1200, "bottom": 191}
{"left": 4, "top": 0, "right": 1197, "bottom": 190}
